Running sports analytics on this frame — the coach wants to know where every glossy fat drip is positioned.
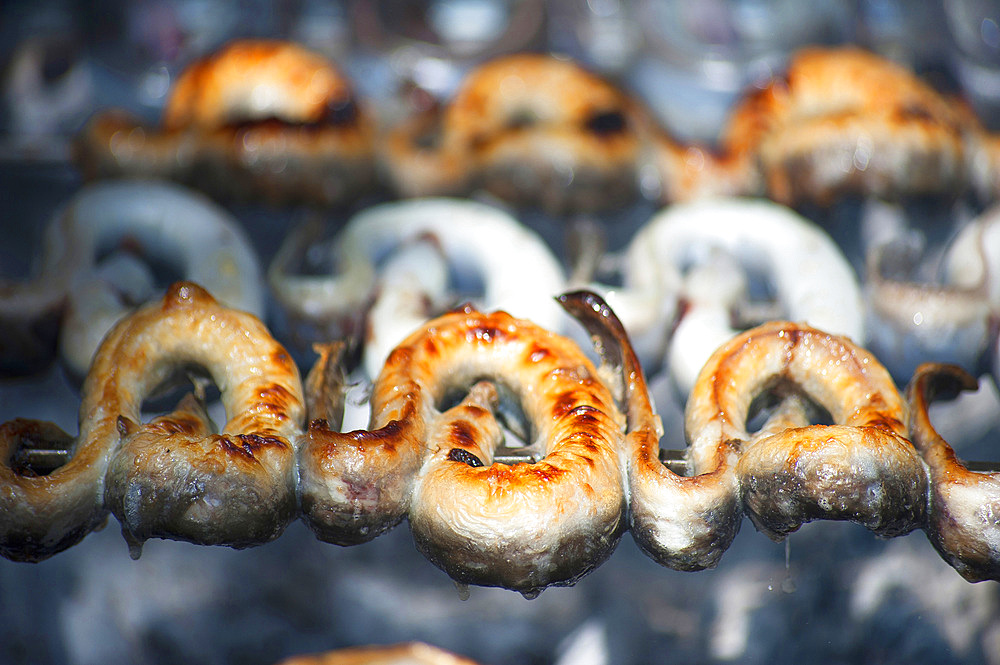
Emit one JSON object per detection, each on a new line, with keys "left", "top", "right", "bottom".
{"left": 101, "top": 283, "right": 305, "bottom": 554}
{"left": 692, "top": 322, "right": 926, "bottom": 540}
{"left": 720, "top": 46, "right": 972, "bottom": 205}
{"left": 906, "top": 363, "right": 1000, "bottom": 582}
{"left": 74, "top": 39, "right": 375, "bottom": 206}
{"left": 302, "top": 304, "right": 627, "bottom": 593}
{"left": 0, "top": 282, "right": 292, "bottom": 561}
{"left": 557, "top": 310, "right": 929, "bottom": 571}
{"left": 408, "top": 308, "right": 628, "bottom": 593}
{"left": 559, "top": 290, "right": 740, "bottom": 571}
{"left": 381, "top": 53, "right": 650, "bottom": 214}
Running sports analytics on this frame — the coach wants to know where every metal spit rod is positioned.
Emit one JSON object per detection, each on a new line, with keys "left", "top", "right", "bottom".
{"left": 16, "top": 446, "right": 999, "bottom": 475}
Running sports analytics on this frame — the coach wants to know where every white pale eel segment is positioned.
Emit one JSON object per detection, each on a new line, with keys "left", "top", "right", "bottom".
{"left": 865, "top": 202, "right": 999, "bottom": 382}
{"left": 363, "top": 238, "right": 450, "bottom": 379}
{"left": 907, "top": 363, "right": 1000, "bottom": 583}
{"left": 619, "top": 197, "right": 863, "bottom": 395}
{"left": 23, "top": 180, "right": 263, "bottom": 377}
{"left": 269, "top": 197, "right": 566, "bottom": 377}
{"left": 74, "top": 39, "right": 376, "bottom": 206}
{"left": 943, "top": 203, "right": 1000, "bottom": 305}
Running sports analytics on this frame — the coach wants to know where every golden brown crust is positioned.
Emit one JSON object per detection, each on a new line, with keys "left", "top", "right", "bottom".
{"left": 4, "top": 285, "right": 997, "bottom": 586}
{"left": 566, "top": 300, "right": 928, "bottom": 571}
{"left": 276, "top": 642, "right": 483, "bottom": 665}
{"left": 300, "top": 303, "right": 627, "bottom": 592}
{"left": 651, "top": 137, "right": 755, "bottom": 203}
{"left": 74, "top": 39, "right": 375, "bottom": 206}
{"left": 906, "top": 363, "right": 1000, "bottom": 582}
{"left": 441, "top": 53, "right": 640, "bottom": 160}
{"left": 162, "top": 39, "right": 355, "bottom": 130}
{"left": 560, "top": 290, "right": 742, "bottom": 571}
{"left": 689, "top": 322, "right": 926, "bottom": 540}
{"left": 98, "top": 282, "right": 305, "bottom": 551}
{"left": 0, "top": 281, "right": 307, "bottom": 560}
{"left": 381, "top": 53, "right": 647, "bottom": 213}
{"left": 378, "top": 110, "right": 473, "bottom": 197}
{"left": 721, "top": 46, "right": 971, "bottom": 204}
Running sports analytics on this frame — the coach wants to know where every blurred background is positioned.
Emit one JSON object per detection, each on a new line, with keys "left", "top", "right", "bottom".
{"left": 2, "top": 1, "right": 1000, "bottom": 664}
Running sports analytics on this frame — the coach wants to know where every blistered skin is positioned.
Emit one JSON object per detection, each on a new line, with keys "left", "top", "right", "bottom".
{"left": 612, "top": 198, "right": 863, "bottom": 395}
{"left": 300, "top": 304, "right": 628, "bottom": 593}
{"left": 268, "top": 198, "right": 566, "bottom": 378}
{"left": 74, "top": 39, "right": 375, "bottom": 206}
{"left": 0, "top": 282, "right": 305, "bottom": 560}
{"left": 381, "top": 53, "right": 648, "bottom": 213}
{"left": 99, "top": 283, "right": 305, "bottom": 552}
{"left": 907, "top": 364, "right": 1000, "bottom": 583}
{"left": 560, "top": 290, "right": 741, "bottom": 571}
{"left": 692, "top": 322, "right": 926, "bottom": 540}
{"left": 721, "top": 47, "right": 970, "bottom": 205}
{"left": 565, "top": 296, "right": 927, "bottom": 571}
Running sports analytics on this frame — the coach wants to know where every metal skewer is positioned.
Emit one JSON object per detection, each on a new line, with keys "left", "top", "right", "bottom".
{"left": 12, "top": 447, "right": 72, "bottom": 476}
{"left": 11, "top": 439, "right": 999, "bottom": 474}
{"left": 655, "top": 448, "right": 1000, "bottom": 475}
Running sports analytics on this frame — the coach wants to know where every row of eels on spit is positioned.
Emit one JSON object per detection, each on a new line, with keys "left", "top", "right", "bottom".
{"left": 2, "top": 37, "right": 1000, "bottom": 595}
